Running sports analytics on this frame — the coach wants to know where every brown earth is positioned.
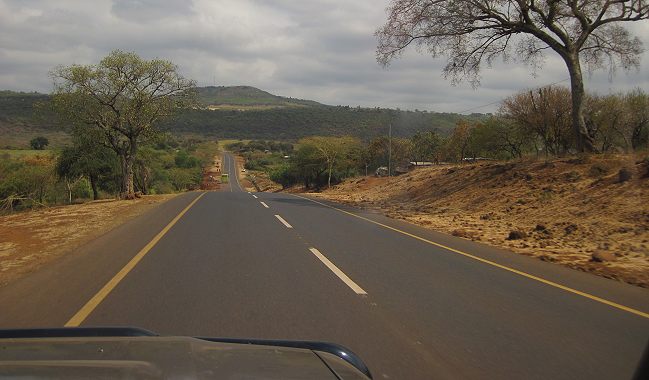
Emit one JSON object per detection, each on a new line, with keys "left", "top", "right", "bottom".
{"left": 201, "top": 155, "right": 222, "bottom": 190}
{"left": 0, "top": 195, "right": 176, "bottom": 287}
{"left": 306, "top": 155, "right": 649, "bottom": 287}
{"left": 233, "top": 153, "right": 282, "bottom": 193}
{"left": 242, "top": 169, "right": 283, "bottom": 193}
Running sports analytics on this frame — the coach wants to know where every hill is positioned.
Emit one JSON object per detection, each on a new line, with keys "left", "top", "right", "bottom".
{"left": 197, "top": 86, "right": 321, "bottom": 108}
{"left": 0, "top": 91, "right": 67, "bottom": 148}
{"left": 160, "top": 105, "right": 482, "bottom": 140}
{"left": 0, "top": 87, "right": 486, "bottom": 146}
{"left": 171, "top": 86, "right": 485, "bottom": 140}
{"left": 310, "top": 155, "right": 649, "bottom": 287}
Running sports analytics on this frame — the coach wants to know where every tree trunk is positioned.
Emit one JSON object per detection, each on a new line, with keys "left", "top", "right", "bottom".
{"left": 327, "top": 161, "right": 333, "bottom": 188}
{"left": 631, "top": 123, "right": 646, "bottom": 150}
{"left": 120, "top": 156, "right": 135, "bottom": 199}
{"left": 89, "top": 175, "right": 99, "bottom": 200}
{"left": 141, "top": 169, "right": 149, "bottom": 195}
{"left": 67, "top": 180, "right": 72, "bottom": 204}
{"left": 565, "top": 54, "right": 596, "bottom": 153}
{"left": 120, "top": 141, "right": 137, "bottom": 199}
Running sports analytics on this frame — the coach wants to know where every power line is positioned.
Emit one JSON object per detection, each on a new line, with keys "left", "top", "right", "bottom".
{"left": 455, "top": 77, "right": 570, "bottom": 114}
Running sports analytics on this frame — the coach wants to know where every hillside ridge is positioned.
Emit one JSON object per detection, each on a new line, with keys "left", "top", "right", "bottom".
{"left": 0, "top": 87, "right": 486, "bottom": 145}
{"left": 197, "top": 86, "right": 322, "bottom": 107}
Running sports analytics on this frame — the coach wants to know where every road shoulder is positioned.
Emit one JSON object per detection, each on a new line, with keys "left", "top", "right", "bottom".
{"left": 0, "top": 192, "right": 203, "bottom": 327}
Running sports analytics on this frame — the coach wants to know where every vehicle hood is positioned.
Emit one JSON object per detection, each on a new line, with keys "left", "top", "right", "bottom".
{"left": 0, "top": 335, "right": 368, "bottom": 379}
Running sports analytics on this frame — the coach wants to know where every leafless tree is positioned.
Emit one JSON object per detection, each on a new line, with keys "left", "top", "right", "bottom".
{"left": 376, "top": 0, "right": 648, "bottom": 152}
{"left": 501, "top": 86, "right": 573, "bottom": 156}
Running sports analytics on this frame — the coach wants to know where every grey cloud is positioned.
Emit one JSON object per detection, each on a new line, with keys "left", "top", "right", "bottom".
{"left": 111, "top": 0, "right": 194, "bottom": 22}
{"left": 0, "top": 0, "right": 647, "bottom": 114}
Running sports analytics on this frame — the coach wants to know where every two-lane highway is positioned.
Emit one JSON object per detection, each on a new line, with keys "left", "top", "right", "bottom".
{"left": 1, "top": 152, "right": 648, "bottom": 379}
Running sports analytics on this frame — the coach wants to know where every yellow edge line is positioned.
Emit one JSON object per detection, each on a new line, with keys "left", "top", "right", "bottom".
{"left": 65, "top": 192, "right": 207, "bottom": 327}
{"left": 292, "top": 194, "right": 649, "bottom": 320}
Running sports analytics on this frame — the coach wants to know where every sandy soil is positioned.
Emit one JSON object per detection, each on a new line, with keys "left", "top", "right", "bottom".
{"left": 241, "top": 167, "right": 282, "bottom": 193}
{"left": 201, "top": 155, "right": 222, "bottom": 190}
{"left": 0, "top": 195, "right": 176, "bottom": 287}
{"left": 306, "top": 155, "right": 649, "bottom": 287}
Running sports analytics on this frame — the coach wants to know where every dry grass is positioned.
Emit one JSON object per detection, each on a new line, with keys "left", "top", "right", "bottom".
{"left": 309, "top": 154, "right": 649, "bottom": 287}
{"left": 0, "top": 195, "right": 176, "bottom": 287}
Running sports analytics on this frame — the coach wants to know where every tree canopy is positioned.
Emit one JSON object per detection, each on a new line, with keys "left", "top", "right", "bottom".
{"left": 376, "top": 0, "right": 648, "bottom": 152}
{"left": 50, "top": 50, "right": 196, "bottom": 198}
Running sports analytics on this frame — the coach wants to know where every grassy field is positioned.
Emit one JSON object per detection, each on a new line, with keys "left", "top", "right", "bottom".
{"left": 0, "top": 129, "right": 70, "bottom": 149}
{"left": 0, "top": 149, "right": 53, "bottom": 158}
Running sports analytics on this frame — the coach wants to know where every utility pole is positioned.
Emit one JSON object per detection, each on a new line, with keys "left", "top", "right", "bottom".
{"left": 388, "top": 122, "right": 392, "bottom": 177}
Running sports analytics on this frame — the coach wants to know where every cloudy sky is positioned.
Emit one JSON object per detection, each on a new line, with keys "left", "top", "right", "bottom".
{"left": 1, "top": 0, "right": 647, "bottom": 113}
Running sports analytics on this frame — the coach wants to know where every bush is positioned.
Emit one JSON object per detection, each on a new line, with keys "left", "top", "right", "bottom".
{"left": 269, "top": 165, "right": 298, "bottom": 189}
{"left": 174, "top": 150, "right": 200, "bottom": 168}
{"left": 71, "top": 178, "right": 92, "bottom": 200}
{"left": 168, "top": 167, "right": 201, "bottom": 191}
{"left": 29, "top": 136, "right": 49, "bottom": 150}
{"left": 0, "top": 155, "right": 57, "bottom": 210}
{"left": 507, "top": 230, "right": 527, "bottom": 240}
{"left": 618, "top": 167, "right": 633, "bottom": 183}
{"left": 588, "top": 162, "right": 611, "bottom": 178}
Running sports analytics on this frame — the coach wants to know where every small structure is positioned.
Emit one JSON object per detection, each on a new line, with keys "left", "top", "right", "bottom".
{"left": 408, "top": 161, "right": 435, "bottom": 169}
{"left": 462, "top": 157, "right": 495, "bottom": 162}
{"left": 375, "top": 167, "right": 389, "bottom": 177}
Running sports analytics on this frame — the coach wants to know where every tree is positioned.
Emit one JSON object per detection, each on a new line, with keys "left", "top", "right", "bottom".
{"left": 411, "top": 130, "right": 443, "bottom": 163}
{"left": 501, "top": 86, "right": 573, "bottom": 156}
{"left": 367, "top": 136, "right": 413, "bottom": 173}
{"left": 469, "top": 117, "right": 530, "bottom": 159}
{"left": 625, "top": 88, "right": 649, "bottom": 150}
{"left": 446, "top": 120, "right": 475, "bottom": 162}
{"left": 589, "top": 88, "right": 649, "bottom": 151}
{"left": 588, "top": 92, "right": 629, "bottom": 151}
{"left": 56, "top": 128, "right": 118, "bottom": 200}
{"left": 377, "top": 1, "right": 648, "bottom": 152}
{"left": 292, "top": 142, "right": 327, "bottom": 189}
{"left": 300, "top": 136, "right": 361, "bottom": 188}
{"left": 50, "top": 50, "right": 196, "bottom": 199}
{"left": 29, "top": 136, "right": 49, "bottom": 150}
{"left": 269, "top": 164, "right": 298, "bottom": 189}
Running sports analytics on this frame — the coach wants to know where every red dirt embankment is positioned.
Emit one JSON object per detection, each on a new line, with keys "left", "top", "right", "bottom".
{"left": 0, "top": 195, "right": 176, "bottom": 287}
{"left": 310, "top": 155, "right": 649, "bottom": 287}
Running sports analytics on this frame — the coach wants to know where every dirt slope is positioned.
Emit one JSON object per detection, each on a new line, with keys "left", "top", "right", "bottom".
{"left": 311, "top": 155, "right": 649, "bottom": 287}
{"left": 0, "top": 195, "right": 176, "bottom": 287}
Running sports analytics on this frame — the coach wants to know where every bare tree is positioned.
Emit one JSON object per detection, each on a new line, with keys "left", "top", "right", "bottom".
{"left": 589, "top": 88, "right": 649, "bottom": 151}
{"left": 376, "top": 1, "right": 648, "bottom": 152}
{"left": 501, "top": 86, "right": 573, "bottom": 156}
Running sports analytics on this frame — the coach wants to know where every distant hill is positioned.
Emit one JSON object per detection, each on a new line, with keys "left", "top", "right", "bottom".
{"left": 0, "top": 91, "right": 67, "bottom": 148}
{"left": 0, "top": 87, "right": 487, "bottom": 146}
{"left": 161, "top": 105, "right": 484, "bottom": 141}
{"left": 197, "top": 86, "right": 321, "bottom": 108}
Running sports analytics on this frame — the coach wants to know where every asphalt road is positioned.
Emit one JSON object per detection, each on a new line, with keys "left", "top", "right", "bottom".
{"left": 1, "top": 152, "right": 648, "bottom": 379}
